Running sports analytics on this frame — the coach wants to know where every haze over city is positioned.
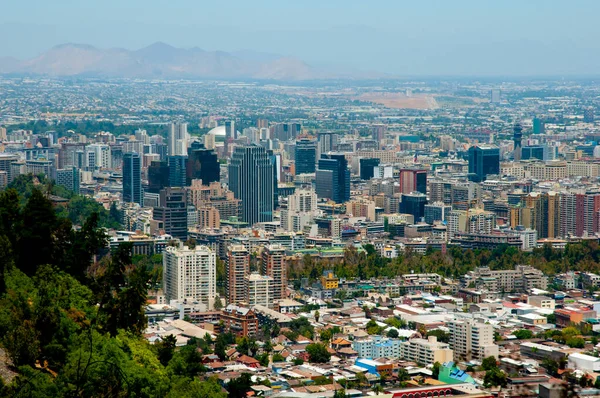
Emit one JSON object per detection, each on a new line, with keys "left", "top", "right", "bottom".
{"left": 2, "top": 0, "right": 600, "bottom": 76}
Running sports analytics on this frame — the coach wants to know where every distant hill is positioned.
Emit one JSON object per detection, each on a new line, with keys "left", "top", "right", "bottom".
{"left": 0, "top": 42, "right": 342, "bottom": 80}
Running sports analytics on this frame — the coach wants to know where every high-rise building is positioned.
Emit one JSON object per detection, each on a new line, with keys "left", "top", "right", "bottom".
{"left": 148, "top": 160, "right": 170, "bottom": 194}
{"left": 399, "top": 168, "right": 427, "bottom": 194}
{"left": 317, "top": 132, "right": 338, "bottom": 159}
{"left": 521, "top": 146, "right": 545, "bottom": 161}
{"left": 533, "top": 118, "right": 545, "bottom": 135}
{"left": 256, "top": 118, "right": 269, "bottom": 129}
{"left": 400, "top": 192, "right": 428, "bottom": 222}
{"left": 123, "top": 152, "right": 142, "bottom": 206}
{"left": 227, "top": 245, "right": 249, "bottom": 305}
{"left": 152, "top": 142, "right": 168, "bottom": 161}
{"left": 424, "top": 202, "right": 451, "bottom": 225}
{"left": 359, "top": 158, "right": 380, "bottom": 180}
{"left": 468, "top": 145, "right": 500, "bottom": 182}
{"left": 245, "top": 273, "right": 274, "bottom": 308}
{"left": 56, "top": 167, "right": 80, "bottom": 194}
{"left": 295, "top": 139, "right": 317, "bottom": 174}
{"left": 228, "top": 145, "right": 274, "bottom": 226}
{"left": 168, "top": 122, "right": 188, "bottom": 156}
{"left": 163, "top": 242, "right": 216, "bottom": 308}
{"left": 448, "top": 320, "right": 498, "bottom": 361}
{"left": 316, "top": 153, "right": 350, "bottom": 203}
{"left": 168, "top": 155, "right": 187, "bottom": 187}
{"left": 153, "top": 188, "right": 187, "bottom": 240}
{"left": 513, "top": 122, "right": 523, "bottom": 162}
{"left": 261, "top": 244, "right": 287, "bottom": 301}
{"left": 0, "top": 154, "right": 20, "bottom": 183}
{"left": 186, "top": 146, "right": 220, "bottom": 185}
{"left": 224, "top": 120, "right": 236, "bottom": 155}
{"left": 370, "top": 124, "right": 387, "bottom": 141}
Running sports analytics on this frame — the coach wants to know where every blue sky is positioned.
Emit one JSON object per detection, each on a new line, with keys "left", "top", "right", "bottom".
{"left": 1, "top": 0, "right": 598, "bottom": 76}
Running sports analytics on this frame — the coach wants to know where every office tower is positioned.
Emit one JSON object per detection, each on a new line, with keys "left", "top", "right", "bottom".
{"left": 25, "top": 159, "right": 56, "bottom": 180}
{"left": 87, "top": 144, "right": 111, "bottom": 169}
{"left": 153, "top": 188, "right": 188, "bottom": 240}
{"left": 245, "top": 273, "right": 274, "bottom": 308}
{"left": 261, "top": 244, "right": 287, "bottom": 301}
{"left": 399, "top": 168, "right": 427, "bottom": 194}
{"left": 226, "top": 245, "right": 249, "bottom": 305}
{"left": 123, "top": 153, "right": 142, "bottom": 206}
{"left": 224, "top": 120, "right": 235, "bottom": 155}
{"left": 228, "top": 145, "right": 274, "bottom": 226}
{"left": 317, "top": 132, "right": 338, "bottom": 159}
{"left": 370, "top": 124, "right": 387, "bottom": 141}
{"left": 163, "top": 243, "right": 216, "bottom": 307}
{"left": 424, "top": 202, "right": 452, "bottom": 225}
{"left": 0, "top": 154, "right": 20, "bottom": 183}
{"left": 135, "top": 129, "right": 150, "bottom": 145}
{"left": 359, "top": 158, "right": 380, "bottom": 180}
{"left": 152, "top": 142, "right": 168, "bottom": 161}
{"left": 400, "top": 192, "right": 428, "bottom": 222}
{"left": 168, "top": 122, "right": 188, "bottom": 156}
{"left": 295, "top": 139, "right": 317, "bottom": 174}
{"left": 584, "top": 108, "right": 595, "bottom": 123}
{"left": 513, "top": 122, "right": 523, "bottom": 162}
{"left": 448, "top": 320, "right": 498, "bottom": 361}
{"left": 168, "top": 155, "right": 187, "bottom": 187}
{"left": 521, "top": 146, "right": 545, "bottom": 161}
{"left": 256, "top": 118, "right": 269, "bottom": 129}
{"left": 533, "top": 118, "right": 545, "bottom": 134}
{"left": 468, "top": 145, "right": 500, "bottom": 182}
{"left": 186, "top": 147, "right": 220, "bottom": 185}
{"left": 59, "top": 143, "right": 86, "bottom": 169}
{"left": 490, "top": 89, "right": 501, "bottom": 103}
{"left": 56, "top": 167, "right": 80, "bottom": 194}
{"left": 148, "top": 161, "right": 170, "bottom": 194}
{"left": 316, "top": 153, "right": 350, "bottom": 203}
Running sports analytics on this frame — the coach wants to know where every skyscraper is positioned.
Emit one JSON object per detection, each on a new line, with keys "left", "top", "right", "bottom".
{"left": 56, "top": 167, "right": 80, "bottom": 194}
{"left": 224, "top": 120, "right": 235, "bottom": 156}
{"left": 261, "top": 244, "right": 287, "bottom": 301}
{"left": 245, "top": 273, "right": 274, "bottom": 308}
{"left": 584, "top": 108, "right": 595, "bottom": 123}
{"left": 168, "top": 122, "right": 188, "bottom": 156}
{"left": 168, "top": 155, "right": 187, "bottom": 187}
{"left": 148, "top": 160, "right": 170, "bottom": 194}
{"left": 532, "top": 118, "right": 545, "bottom": 134}
{"left": 399, "top": 168, "right": 428, "bottom": 194}
{"left": 294, "top": 139, "right": 317, "bottom": 174}
{"left": 123, "top": 152, "right": 142, "bottom": 206}
{"left": 186, "top": 146, "right": 220, "bottom": 185}
{"left": 317, "top": 131, "right": 338, "bottom": 159}
{"left": 153, "top": 187, "right": 188, "bottom": 240}
{"left": 316, "top": 153, "right": 350, "bottom": 203}
{"left": 513, "top": 122, "right": 523, "bottom": 162}
{"left": 163, "top": 243, "right": 216, "bottom": 308}
{"left": 227, "top": 245, "right": 249, "bottom": 305}
{"left": 468, "top": 145, "right": 500, "bottom": 182}
{"left": 228, "top": 145, "right": 274, "bottom": 226}
{"left": 400, "top": 192, "right": 428, "bottom": 222}
{"left": 359, "top": 158, "right": 380, "bottom": 180}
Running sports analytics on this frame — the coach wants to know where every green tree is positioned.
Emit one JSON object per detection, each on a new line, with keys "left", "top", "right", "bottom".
{"left": 432, "top": 362, "right": 442, "bottom": 379}
{"left": 484, "top": 368, "right": 507, "bottom": 388}
{"left": 156, "top": 335, "right": 177, "bottom": 367}
{"left": 306, "top": 343, "right": 331, "bottom": 363}
{"left": 272, "top": 353, "right": 285, "bottom": 362}
{"left": 513, "top": 329, "right": 534, "bottom": 340}
{"left": 566, "top": 336, "right": 585, "bottom": 348}
{"left": 482, "top": 356, "right": 498, "bottom": 371}
{"left": 227, "top": 372, "right": 253, "bottom": 398}
{"left": 387, "top": 329, "right": 399, "bottom": 338}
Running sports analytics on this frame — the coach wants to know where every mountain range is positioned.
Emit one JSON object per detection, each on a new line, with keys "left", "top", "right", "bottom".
{"left": 0, "top": 42, "right": 356, "bottom": 80}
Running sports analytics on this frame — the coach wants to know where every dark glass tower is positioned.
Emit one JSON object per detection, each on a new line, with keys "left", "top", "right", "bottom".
{"left": 295, "top": 139, "right": 316, "bottom": 174}
{"left": 468, "top": 145, "right": 500, "bottom": 182}
{"left": 153, "top": 187, "right": 188, "bottom": 240}
{"left": 400, "top": 192, "right": 428, "bottom": 222}
{"left": 168, "top": 155, "right": 187, "bottom": 187}
{"left": 123, "top": 152, "right": 142, "bottom": 205}
{"left": 186, "top": 146, "right": 220, "bottom": 185}
{"left": 359, "top": 158, "right": 380, "bottom": 180}
{"left": 316, "top": 153, "right": 350, "bottom": 203}
{"left": 513, "top": 122, "right": 523, "bottom": 161}
{"left": 228, "top": 145, "right": 274, "bottom": 226}
{"left": 148, "top": 160, "right": 170, "bottom": 194}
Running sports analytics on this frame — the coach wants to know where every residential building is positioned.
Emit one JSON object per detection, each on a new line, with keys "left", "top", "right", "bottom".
{"left": 261, "top": 244, "right": 287, "bottom": 301}
{"left": 448, "top": 319, "right": 498, "bottom": 361}
{"left": 400, "top": 336, "right": 454, "bottom": 365}
{"left": 245, "top": 273, "right": 274, "bottom": 308}
{"left": 227, "top": 245, "right": 250, "bottom": 305}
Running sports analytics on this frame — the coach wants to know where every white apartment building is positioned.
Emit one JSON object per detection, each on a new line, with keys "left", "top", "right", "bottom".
{"left": 448, "top": 319, "right": 499, "bottom": 361}
{"left": 245, "top": 273, "right": 274, "bottom": 308}
{"left": 400, "top": 336, "right": 454, "bottom": 365}
{"left": 163, "top": 243, "right": 216, "bottom": 309}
